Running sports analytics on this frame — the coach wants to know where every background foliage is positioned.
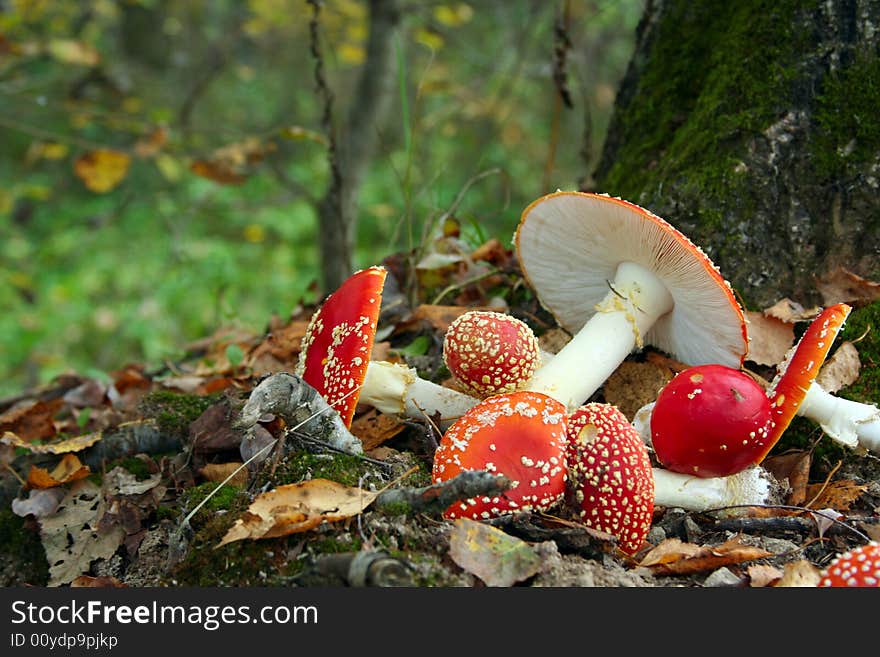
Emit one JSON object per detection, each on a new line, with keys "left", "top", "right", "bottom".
{"left": 0, "top": 0, "right": 643, "bottom": 398}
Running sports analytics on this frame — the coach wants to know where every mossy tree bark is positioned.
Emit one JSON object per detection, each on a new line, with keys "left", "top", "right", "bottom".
{"left": 592, "top": 0, "right": 880, "bottom": 308}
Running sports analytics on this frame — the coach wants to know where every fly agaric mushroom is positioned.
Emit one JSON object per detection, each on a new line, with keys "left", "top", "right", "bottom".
{"left": 431, "top": 390, "right": 568, "bottom": 520}
{"left": 818, "top": 542, "right": 880, "bottom": 587}
{"left": 515, "top": 191, "right": 748, "bottom": 411}
{"left": 566, "top": 403, "right": 655, "bottom": 555}
{"left": 650, "top": 364, "right": 775, "bottom": 478}
{"left": 442, "top": 310, "right": 542, "bottom": 397}
{"left": 297, "top": 266, "right": 479, "bottom": 428}
{"left": 762, "top": 303, "right": 880, "bottom": 456}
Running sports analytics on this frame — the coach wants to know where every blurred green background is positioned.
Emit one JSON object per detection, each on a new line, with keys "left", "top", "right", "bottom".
{"left": 0, "top": 0, "right": 643, "bottom": 398}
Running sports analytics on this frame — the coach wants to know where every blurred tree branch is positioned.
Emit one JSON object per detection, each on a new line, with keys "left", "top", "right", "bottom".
{"left": 310, "top": 0, "right": 403, "bottom": 296}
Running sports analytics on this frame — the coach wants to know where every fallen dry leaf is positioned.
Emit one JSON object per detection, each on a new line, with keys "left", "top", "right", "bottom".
{"left": 815, "top": 342, "right": 861, "bottom": 394}
{"left": 763, "top": 298, "right": 822, "bottom": 323}
{"left": 350, "top": 409, "right": 406, "bottom": 451}
{"left": 745, "top": 310, "right": 795, "bottom": 366}
{"left": 0, "top": 398, "right": 63, "bottom": 442}
{"left": 748, "top": 563, "right": 784, "bottom": 587}
{"left": 70, "top": 575, "right": 127, "bottom": 588}
{"left": 133, "top": 126, "right": 168, "bottom": 158}
{"left": 805, "top": 479, "right": 868, "bottom": 511}
{"left": 218, "top": 479, "right": 379, "bottom": 546}
{"left": 639, "top": 536, "right": 773, "bottom": 576}
{"left": 815, "top": 266, "right": 880, "bottom": 307}
{"left": 39, "top": 479, "right": 125, "bottom": 587}
{"left": 775, "top": 559, "right": 822, "bottom": 587}
{"left": 27, "top": 454, "right": 91, "bottom": 489}
{"left": 199, "top": 462, "right": 248, "bottom": 488}
{"left": 74, "top": 149, "right": 131, "bottom": 193}
{"left": 763, "top": 450, "right": 811, "bottom": 506}
{"left": 447, "top": 517, "right": 556, "bottom": 587}
{"left": 2, "top": 430, "right": 103, "bottom": 455}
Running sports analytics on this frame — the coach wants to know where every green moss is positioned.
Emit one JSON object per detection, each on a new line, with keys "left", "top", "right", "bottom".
{"left": 260, "top": 451, "right": 379, "bottom": 489}
{"left": 0, "top": 509, "right": 49, "bottom": 586}
{"left": 138, "top": 390, "right": 220, "bottom": 439}
{"left": 812, "top": 55, "right": 880, "bottom": 180}
{"left": 601, "top": 0, "right": 810, "bottom": 204}
{"left": 110, "top": 456, "right": 154, "bottom": 480}
{"left": 182, "top": 482, "right": 243, "bottom": 517}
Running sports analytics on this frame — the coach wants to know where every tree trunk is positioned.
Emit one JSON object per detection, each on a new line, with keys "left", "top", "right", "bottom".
{"left": 591, "top": 0, "right": 880, "bottom": 309}
{"left": 317, "top": 0, "right": 402, "bottom": 296}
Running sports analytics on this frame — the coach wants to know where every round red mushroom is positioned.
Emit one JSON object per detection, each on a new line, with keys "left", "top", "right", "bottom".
{"left": 432, "top": 391, "right": 568, "bottom": 520}
{"left": 650, "top": 364, "right": 775, "bottom": 478}
{"left": 515, "top": 191, "right": 748, "bottom": 410}
{"left": 296, "top": 266, "right": 387, "bottom": 427}
{"left": 818, "top": 542, "right": 880, "bottom": 587}
{"left": 566, "top": 403, "right": 654, "bottom": 555}
{"left": 442, "top": 310, "right": 541, "bottom": 397}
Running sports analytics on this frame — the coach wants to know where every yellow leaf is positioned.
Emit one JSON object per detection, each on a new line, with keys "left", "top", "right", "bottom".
{"left": 243, "top": 224, "right": 265, "bottom": 243}
{"left": 154, "top": 153, "right": 182, "bottom": 182}
{"left": 433, "top": 3, "right": 474, "bottom": 27}
{"left": 218, "top": 479, "right": 379, "bottom": 546}
{"left": 74, "top": 149, "right": 130, "bottom": 193}
{"left": 27, "top": 454, "right": 91, "bottom": 489}
{"left": 47, "top": 39, "right": 100, "bottom": 66}
{"left": 415, "top": 28, "right": 444, "bottom": 51}
{"left": 40, "top": 142, "right": 69, "bottom": 161}
{"left": 338, "top": 42, "right": 365, "bottom": 65}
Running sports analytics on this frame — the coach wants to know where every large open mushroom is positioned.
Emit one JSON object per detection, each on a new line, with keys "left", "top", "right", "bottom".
{"left": 514, "top": 191, "right": 748, "bottom": 411}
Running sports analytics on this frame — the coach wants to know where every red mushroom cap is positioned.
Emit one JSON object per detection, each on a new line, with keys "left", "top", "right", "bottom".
{"left": 432, "top": 391, "right": 568, "bottom": 520}
{"left": 566, "top": 403, "right": 654, "bottom": 555}
{"left": 650, "top": 364, "right": 774, "bottom": 478}
{"left": 442, "top": 310, "right": 541, "bottom": 397}
{"left": 295, "top": 266, "right": 387, "bottom": 427}
{"left": 759, "top": 303, "right": 852, "bottom": 461}
{"left": 818, "top": 542, "right": 880, "bottom": 587}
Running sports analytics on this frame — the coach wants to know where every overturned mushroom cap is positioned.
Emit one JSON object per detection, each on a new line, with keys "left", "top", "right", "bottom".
{"left": 295, "top": 266, "right": 387, "bottom": 427}
{"left": 566, "top": 403, "right": 655, "bottom": 555}
{"left": 515, "top": 191, "right": 748, "bottom": 367}
{"left": 650, "top": 364, "right": 775, "bottom": 478}
{"left": 432, "top": 391, "right": 568, "bottom": 520}
{"left": 442, "top": 310, "right": 541, "bottom": 397}
{"left": 761, "top": 303, "right": 852, "bottom": 459}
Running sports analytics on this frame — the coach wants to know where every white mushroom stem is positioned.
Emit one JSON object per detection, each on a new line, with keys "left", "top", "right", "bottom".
{"left": 524, "top": 261, "right": 674, "bottom": 411}
{"left": 797, "top": 383, "right": 880, "bottom": 453}
{"left": 652, "top": 465, "right": 781, "bottom": 513}
{"left": 360, "top": 361, "right": 479, "bottom": 428}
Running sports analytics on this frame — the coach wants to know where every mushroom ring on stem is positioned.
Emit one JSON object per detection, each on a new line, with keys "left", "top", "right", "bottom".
{"left": 762, "top": 303, "right": 880, "bottom": 456}
{"left": 296, "top": 266, "right": 479, "bottom": 428}
{"left": 431, "top": 390, "right": 569, "bottom": 520}
{"left": 514, "top": 191, "right": 748, "bottom": 411}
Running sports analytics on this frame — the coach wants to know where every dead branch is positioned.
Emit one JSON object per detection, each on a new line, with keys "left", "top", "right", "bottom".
{"left": 373, "top": 470, "right": 512, "bottom": 515}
